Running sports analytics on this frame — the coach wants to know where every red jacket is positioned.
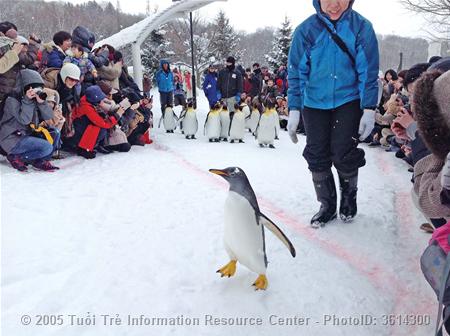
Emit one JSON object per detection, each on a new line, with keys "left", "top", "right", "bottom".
{"left": 73, "top": 96, "right": 118, "bottom": 151}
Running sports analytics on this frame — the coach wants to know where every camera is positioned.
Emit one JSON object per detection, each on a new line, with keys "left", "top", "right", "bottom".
{"left": 396, "top": 93, "right": 409, "bottom": 105}
{"left": 33, "top": 88, "right": 47, "bottom": 101}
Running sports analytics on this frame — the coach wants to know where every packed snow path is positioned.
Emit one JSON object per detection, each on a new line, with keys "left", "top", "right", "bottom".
{"left": 1, "top": 93, "right": 436, "bottom": 336}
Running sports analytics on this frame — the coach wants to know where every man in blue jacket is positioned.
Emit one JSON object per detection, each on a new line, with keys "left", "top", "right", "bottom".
{"left": 156, "top": 60, "right": 174, "bottom": 114}
{"left": 202, "top": 64, "right": 219, "bottom": 108}
{"left": 287, "top": 0, "right": 379, "bottom": 228}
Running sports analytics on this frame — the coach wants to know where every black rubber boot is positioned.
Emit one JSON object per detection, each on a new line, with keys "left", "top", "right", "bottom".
{"left": 338, "top": 171, "right": 358, "bottom": 222}
{"left": 311, "top": 171, "right": 337, "bottom": 228}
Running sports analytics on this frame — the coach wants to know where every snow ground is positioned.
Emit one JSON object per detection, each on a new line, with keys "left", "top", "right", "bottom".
{"left": 1, "top": 91, "right": 437, "bottom": 336}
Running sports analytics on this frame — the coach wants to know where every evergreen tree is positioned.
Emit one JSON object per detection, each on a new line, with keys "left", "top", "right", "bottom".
{"left": 209, "top": 10, "right": 241, "bottom": 63}
{"left": 141, "top": 26, "right": 174, "bottom": 78}
{"left": 266, "top": 16, "right": 292, "bottom": 71}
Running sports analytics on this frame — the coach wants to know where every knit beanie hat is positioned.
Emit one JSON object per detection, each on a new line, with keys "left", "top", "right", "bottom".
{"left": 413, "top": 70, "right": 450, "bottom": 159}
{"left": 60, "top": 63, "right": 81, "bottom": 82}
{"left": 226, "top": 56, "right": 236, "bottom": 65}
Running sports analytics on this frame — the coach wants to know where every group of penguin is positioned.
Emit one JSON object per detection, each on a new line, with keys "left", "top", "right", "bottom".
{"left": 161, "top": 101, "right": 281, "bottom": 148}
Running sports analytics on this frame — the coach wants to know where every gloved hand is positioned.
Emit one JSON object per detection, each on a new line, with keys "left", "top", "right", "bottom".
{"left": 358, "top": 109, "right": 375, "bottom": 141}
{"left": 442, "top": 152, "right": 450, "bottom": 190}
{"left": 287, "top": 110, "right": 300, "bottom": 144}
{"left": 235, "top": 93, "right": 241, "bottom": 103}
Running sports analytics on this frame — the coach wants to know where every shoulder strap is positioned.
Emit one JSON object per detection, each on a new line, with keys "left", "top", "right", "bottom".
{"left": 319, "top": 19, "right": 356, "bottom": 66}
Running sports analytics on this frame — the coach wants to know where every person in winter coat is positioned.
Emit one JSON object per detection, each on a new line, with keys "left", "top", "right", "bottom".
{"left": 217, "top": 56, "right": 243, "bottom": 115}
{"left": 70, "top": 85, "right": 124, "bottom": 159}
{"left": 0, "top": 27, "right": 39, "bottom": 102}
{"left": 41, "top": 31, "right": 72, "bottom": 69}
{"left": 0, "top": 34, "right": 22, "bottom": 75}
{"left": 71, "top": 26, "right": 109, "bottom": 69}
{"left": 156, "top": 59, "right": 174, "bottom": 114}
{"left": 173, "top": 76, "right": 187, "bottom": 109}
{"left": 55, "top": 63, "right": 81, "bottom": 140}
{"left": 0, "top": 69, "right": 58, "bottom": 171}
{"left": 411, "top": 69, "right": 450, "bottom": 224}
{"left": 287, "top": 0, "right": 379, "bottom": 228}
{"left": 250, "top": 63, "right": 263, "bottom": 98}
{"left": 97, "top": 48, "right": 122, "bottom": 91}
{"left": 243, "top": 69, "right": 252, "bottom": 95}
{"left": 202, "top": 65, "right": 219, "bottom": 108}
{"left": 277, "top": 65, "right": 288, "bottom": 96}
{"left": 261, "top": 77, "right": 279, "bottom": 107}
{"left": 183, "top": 70, "right": 193, "bottom": 100}
{"left": 142, "top": 73, "right": 152, "bottom": 98}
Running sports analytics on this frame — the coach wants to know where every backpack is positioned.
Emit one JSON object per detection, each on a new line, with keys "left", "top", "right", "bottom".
{"left": 421, "top": 222, "right": 450, "bottom": 335}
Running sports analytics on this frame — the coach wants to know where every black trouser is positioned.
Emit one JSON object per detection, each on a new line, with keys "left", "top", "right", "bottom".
{"left": 174, "top": 94, "right": 187, "bottom": 108}
{"left": 160, "top": 91, "right": 174, "bottom": 114}
{"left": 128, "top": 121, "right": 151, "bottom": 146}
{"left": 302, "top": 100, "right": 365, "bottom": 174}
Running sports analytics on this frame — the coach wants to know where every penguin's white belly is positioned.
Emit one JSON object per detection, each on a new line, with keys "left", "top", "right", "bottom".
{"left": 183, "top": 113, "right": 198, "bottom": 136}
{"left": 164, "top": 111, "right": 177, "bottom": 130}
{"left": 220, "top": 112, "right": 230, "bottom": 138}
{"left": 229, "top": 112, "right": 245, "bottom": 140}
{"left": 206, "top": 114, "right": 221, "bottom": 139}
{"left": 257, "top": 114, "right": 276, "bottom": 144}
{"left": 272, "top": 112, "right": 280, "bottom": 135}
{"left": 249, "top": 111, "right": 260, "bottom": 133}
{"left": 224, "top": 191, "right": 266, "bottom": 274}
{"left": 243, "top": 106, "right": 251, "bottom": 128}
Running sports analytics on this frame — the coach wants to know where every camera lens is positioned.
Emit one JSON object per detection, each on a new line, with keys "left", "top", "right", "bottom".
{"left": 38, "top": 91, "right": 48, "bottom": 100}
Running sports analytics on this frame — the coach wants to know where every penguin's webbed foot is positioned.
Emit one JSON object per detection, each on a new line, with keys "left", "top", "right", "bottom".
{"left": 252, "top": 274, "right": 268, "bottom": 290}
{"left": 216, "top": 260, "right": 237, "bottom": 278}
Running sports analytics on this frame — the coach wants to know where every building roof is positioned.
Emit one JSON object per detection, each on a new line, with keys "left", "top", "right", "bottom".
{"left": 95, "top": 0, "right": 226, "bottom": 49}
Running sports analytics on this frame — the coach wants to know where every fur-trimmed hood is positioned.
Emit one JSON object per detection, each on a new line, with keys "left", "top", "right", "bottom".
{"left": 413, "top": 70, "right": 450, "bottom": 160}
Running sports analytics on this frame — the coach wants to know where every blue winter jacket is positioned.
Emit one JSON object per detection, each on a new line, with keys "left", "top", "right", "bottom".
{"left": 156, "top": 60, "right": 174, "bottom": 93}
{"left": 202, "top": 72, "right": 218, "bottom": 104}
{"left": 46, "top": 47, "right": 66, "bottom": 69}
{"left": 288, "top": 0, "right": 379, "bottom": 111}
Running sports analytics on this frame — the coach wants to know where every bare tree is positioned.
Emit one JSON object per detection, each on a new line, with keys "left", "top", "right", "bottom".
{"left": 401, "top": 0, "right": 450, "bottom": 40}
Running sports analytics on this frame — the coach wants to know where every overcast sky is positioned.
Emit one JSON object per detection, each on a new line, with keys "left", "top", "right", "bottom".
{"left": 57, "top": 0, "right": 429, "bottom": 39}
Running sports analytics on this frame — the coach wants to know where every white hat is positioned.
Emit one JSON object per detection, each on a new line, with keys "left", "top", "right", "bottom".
{"left": 17, "top": 35, "right": 29, "bottom": 45}
{"left": 60, "top": 63, "right": 81, "bottom": 82}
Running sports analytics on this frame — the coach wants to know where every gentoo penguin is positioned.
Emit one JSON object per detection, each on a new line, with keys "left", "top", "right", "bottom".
{"left": 256, "top": 107, "right": 277, "bottom": 148}
{"left": 209, "top": 167, "right": 296, "bottom": 290}
{"left": 163, "top": 105, "right": 177, "bottom": 133}
{"left": 182, "top": 102, "right": 198, "bottom": 139}
{"left": 204, "top": 102, "right": 222, "bottom": 142}
{"left": 219, "top": 103, "right": 230, "bottom": 142}
{"left": 247, "top": 106, "right": 260, "bottom": 135}
{"left": 229, "top": 103, "right": 246, "bottom": 143}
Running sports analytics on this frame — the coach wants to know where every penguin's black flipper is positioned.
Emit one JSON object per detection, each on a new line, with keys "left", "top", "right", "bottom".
{"left": 204, "top": 112, "right": 211, "bottom": 135}
{"left": 259, "top": 213, "right": 296, "bottom": 258}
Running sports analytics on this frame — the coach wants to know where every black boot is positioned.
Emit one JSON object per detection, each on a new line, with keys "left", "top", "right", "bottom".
{"left": 338, "top": 171, "right": 358, "bottom": 222}
{"left": 311, "top": 171, "right": 337, "bottom": 228}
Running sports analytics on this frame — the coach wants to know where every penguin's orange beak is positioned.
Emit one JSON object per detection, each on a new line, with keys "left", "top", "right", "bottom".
{"left": 209, "top": 169, "right": 228, "bottom": 176}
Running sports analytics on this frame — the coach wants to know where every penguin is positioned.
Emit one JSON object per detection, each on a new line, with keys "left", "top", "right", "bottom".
{"left": 228, "top": 103, "right": 246, "bottom": 143}
{"left": 182, "top": 102, "right": 198, "bottom": 139}
{"left": 219, "top": 103, "right": 230, "bottom": 142}
{"left": 163, "top": 105, "right": 177, "bottom": 133}
{"left": 209, "top": 167, "right": 296, "bottom": 290}
{"left": 248, "top": 106, "right": 261, "bottom": 135}
{"left": 256, "top": 107, "right": 277, "bottom": 148}
{"left": 204, "top": 102, "right": 222, "bottom": 142}
{"left": 272, "top": 107, "right": 281, "bottom": 140}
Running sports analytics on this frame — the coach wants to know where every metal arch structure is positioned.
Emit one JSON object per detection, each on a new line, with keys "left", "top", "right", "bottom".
{"left": 95, "top": 0, "right": 227, "bottom": 91}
